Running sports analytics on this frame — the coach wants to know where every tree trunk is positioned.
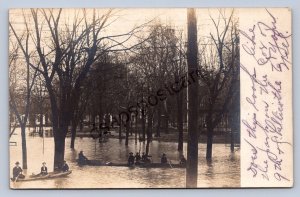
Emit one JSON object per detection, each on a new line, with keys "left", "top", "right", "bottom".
{"left": 206, "top": 121, "right": 214, "bottom": 160}
{"left": 230, "top": 128, "right": 235, "bottom": 153}
{"left": 163, "top": 101, "right": 169, "bottom": 134}
{"left": 39, "top": 113, "right": 43, "bottom": 136}
{"left": 186, "top": 8, "right": 199, "bottom": 188}
{"left": 53, "top": 130, "right": 66, "bottom": 171}
{"left": 145, "top": 111, "right": 153, "bottom": 156}
{"left": 156, "top": 103, "right": 162, "bottom": 137}
{"left": 229, "top": 113, "right": 237, "bottom": 153}
{"left": 141, "top": 110, "right": 146, "bottom": 141}
{"left": 70, "top": 120, "right": 78, "bottom": 149}
{"left": 125, "top": 120, "right": 130, "bottom": 146}
{"left": 21, "top": 125, "right": 28, "bottom": 169}
{"left": 177, "top": 91, "right": 184, "bottom": 151}
{"left": 119, "top": 116, "right": 122, "bottom": 140}
{"left": 45, "top": 113, "right": 49, "bottom": 126}
{"left": 135, "top": 115, "right": 138, "bottom": 144}
{"left": 130, "top": 119, "right": 133, "bottom": 136}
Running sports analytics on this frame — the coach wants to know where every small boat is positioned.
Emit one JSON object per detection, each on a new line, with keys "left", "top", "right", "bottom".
{"left": 78, "top": 160, "right": 186, "bottom": 169}
{"left": 13, "top": 171, "right": 72, "bottom": 182}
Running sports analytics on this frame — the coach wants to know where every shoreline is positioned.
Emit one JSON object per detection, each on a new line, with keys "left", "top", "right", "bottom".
{"left": 23, "top": 126, "right": 240, "bottom": 144}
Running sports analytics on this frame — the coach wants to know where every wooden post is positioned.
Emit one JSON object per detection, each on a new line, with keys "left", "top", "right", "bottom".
{"left": 186, "top": 8, "right": 199, "bottom": 188}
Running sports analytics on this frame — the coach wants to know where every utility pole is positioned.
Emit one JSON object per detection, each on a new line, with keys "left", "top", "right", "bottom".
{"left": 186, "top": 8, "right": 199, "bottom": 188}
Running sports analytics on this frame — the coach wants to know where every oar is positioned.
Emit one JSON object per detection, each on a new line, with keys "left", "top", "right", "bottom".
{"left": 14, "top": 175, "right": 19, "bottom": 182}
{"left": 13, "top": 174, "right": 20, "bottom": 182}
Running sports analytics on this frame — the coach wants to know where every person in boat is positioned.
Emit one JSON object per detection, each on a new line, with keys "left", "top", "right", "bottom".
{"left": 135, "top": 152, "right": 141, "bottom": 164}
{"left": 40, "top": 162, "right": 48, "bottom": 176}
{"left": 78, "top": 150, "right": 89, "bottom": 165}
{"left": 161, "top": 153, "right": 168, "bottom": 164}
{"left": 12, "top": 161, "right": 25, "bottom": 181}
{"left": 141, "top": 152, "right": 147, "bottom": 161}
{"left": 179, "top": 155, "right": 187, "bottom": 165}
{"left": 141, "top": 152, "right": 151, "bottom": 163}
{"left": 128, "top": 152, "right": 135, "bottom": 166}
{"left": 61, "top": 160, "right": 69, "bottom": 172}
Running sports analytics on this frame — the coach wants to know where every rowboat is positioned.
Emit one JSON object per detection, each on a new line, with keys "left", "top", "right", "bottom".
{"left": 13, "top": 171, "right": 72, "bottom": 182}
{"left": 78, "top": 160, "right": 186, "bottom": 169}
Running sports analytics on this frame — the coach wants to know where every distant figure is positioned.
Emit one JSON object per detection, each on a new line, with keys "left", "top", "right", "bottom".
{"left": 91, "top": 123, "right": 97, "bottom": 132}
{"left": 135, "top": 152, "right": 141, "bottom": 164}
{"left": 105, "top": 114, "right": 111, "bottom": 128}
{"left": 179, "top": 155, "right": 187, "bottom": 165}
{"left": 61, "top": 161, "right": 69, "bottom": 172}
{"left": 79, "top": 121, "right": 84, "bottom": 132}
{"left": 78, "top": 151, "right": 89, "bottom": 165}
{"left": 161, "top": 153, "right": 168, "bottom": 164}
{"left": 90, "top": 123, "right": 98, "bottom": 139}
{"left": 128, "top": 152, "right": 135, "bottom": 166}
{"left": 40, "top": 162, "right": 48, "bottom": 175}
{"left": 12, "top": 161, "right": 25, "bottom": 181}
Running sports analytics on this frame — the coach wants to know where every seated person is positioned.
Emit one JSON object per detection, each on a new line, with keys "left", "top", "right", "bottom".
{"left": 141, "top": 152, "right": 151, "bottom": 163}
{"left": 11, "top": 161, "right": 25, "bottom": 181}
{"left": 128, "top": 152, "right": 135, "bottom": 166}
{"left": 40, "top": 162, "right": 48, "bottom": 175}
{"left": 141, "top": 152, "right": 147, "bottom": 161}
{"left": 78, "top": 151, "right": 88, "bottom": 165}
{"left": 135, "top": 152, "right": 141, "bottom": 164}
{"left": 180, "top": 155, "right": 187, "bottom": 165}
{"left": 61, "top": 161, "right": 69, "bottom": 172}
{"left": 161, "top": 153, "right": 168, "bottom": 164}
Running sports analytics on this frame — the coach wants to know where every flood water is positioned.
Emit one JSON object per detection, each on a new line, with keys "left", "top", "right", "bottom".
{"left": 10, "top": 128, "right": 240, "bottom": 188}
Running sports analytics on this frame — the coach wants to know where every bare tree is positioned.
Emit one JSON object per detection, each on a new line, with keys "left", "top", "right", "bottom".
{"left": 10, "top": 8, "right": 151, "bottom": 170}
{"left": 169, "top": 31, "right": 187, "bottom": 152}
{"left": 130, "top": 23, "right": 185, "bottom": 155}
{"left": 70, "top": 78, "right": 92, "bottom": 149}
{"left": 197, "top": 9, "right": 239, "bottom": 160}
{"left": 9, "top": 21, "right": 39, "bottom": 169}
{"left": 31, "top": 75, "right": 49, "bottom": 136}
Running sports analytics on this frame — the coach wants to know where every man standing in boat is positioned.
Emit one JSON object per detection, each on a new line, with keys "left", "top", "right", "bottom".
{"left": 40, "top": 162, "right": 48, "bottom": 175}
{"left": 78, "top": 151, "right": 89, "bottom": 165}
{"left": 11, "top": 161, "right": 25, "bottom": 181}
{"left": 61, "top": 160, "right": 69, "bottom": 172}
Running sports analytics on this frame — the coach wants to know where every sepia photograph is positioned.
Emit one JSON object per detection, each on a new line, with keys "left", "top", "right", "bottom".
{"left": 8, "top": 8, "right": 241, "bottom": 189}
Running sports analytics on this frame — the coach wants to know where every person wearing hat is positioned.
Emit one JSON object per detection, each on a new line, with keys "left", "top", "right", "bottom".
{"left": 78, "top": 150, "right": 89, "bottom": 165}
{"left": 127, "top": 152, "right": 135, "bottom": 166}
{"left": 140, "top": 152, "right": 151, "bottom": 163}
{"left": 135, "top": 152, "right": 141, "bottom": 165}
{"left": 61, "top": 160, "right": 69, "bottom": 172}
{"left": 40, "top": 162, "right": 48, "bottom": 176}
{"left": 179, "top": 155, "right": 187, "bottom": 165}
{"left": 141, "top": 152, "right": 147, "bottom": 162}
{"left": 12, "top": 161, "right": 25, "bottom": 181}
{"left": 161, "top": 153, "right": 168, "bottom": 164}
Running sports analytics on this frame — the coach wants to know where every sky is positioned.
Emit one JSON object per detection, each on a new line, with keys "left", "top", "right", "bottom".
{"left": 9, "top": 8, "right": 237, "bottom": 46}
{"left": 8, "top": 8, "right": 237, "bottom": 88}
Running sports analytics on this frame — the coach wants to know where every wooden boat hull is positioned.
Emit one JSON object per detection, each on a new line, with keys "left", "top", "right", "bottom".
{"left": 79, "top": 160, "right": 186, "bottom": 168}
{"left": 15, "top": 171, "right": 72, "bottom": 182}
